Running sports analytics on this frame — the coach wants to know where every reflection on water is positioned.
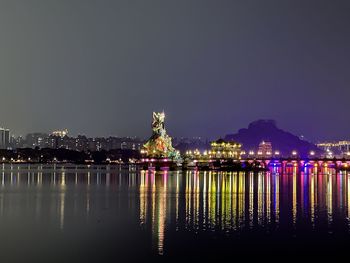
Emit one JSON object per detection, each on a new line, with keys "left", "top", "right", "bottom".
{"left": 139, "top": 167, "right": 350, "bottom": 255}
{"left": 1, "top": 164, "right": 350, "bottom": 259}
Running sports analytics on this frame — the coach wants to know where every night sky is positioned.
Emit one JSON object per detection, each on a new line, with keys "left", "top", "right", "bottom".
{"left": 0, "top": 0, "right": 349, "bottom": 141}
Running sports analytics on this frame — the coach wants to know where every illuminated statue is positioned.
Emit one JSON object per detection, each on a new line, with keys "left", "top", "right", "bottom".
{"left": 142, "top": 112, "right": 180, "bottom": 159}
{"left": 152, "top": 112, "right": 165, "bottom": 136}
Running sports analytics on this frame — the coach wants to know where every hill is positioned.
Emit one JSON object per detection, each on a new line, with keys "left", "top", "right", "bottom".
{"left": 224, "top": 120, "right": 321, "bottom": 158}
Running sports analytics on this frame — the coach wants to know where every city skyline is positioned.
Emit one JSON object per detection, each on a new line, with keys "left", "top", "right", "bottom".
{"left": 2, "top": 116, "right": 350, "bottom": 144}
{"left": 0, "top": 0, "right": 350, "bottom": 141}
{"left": 2, "top": 116, "right": 350, "bottom": 160}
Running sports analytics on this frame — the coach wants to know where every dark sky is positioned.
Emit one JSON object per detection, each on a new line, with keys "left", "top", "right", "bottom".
{"left": 0, "top": 0, "right": 350, "bottom": 141}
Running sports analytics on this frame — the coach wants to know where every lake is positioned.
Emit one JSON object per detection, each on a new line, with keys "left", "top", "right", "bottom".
{"left": 0, "top": 164, "right": 349, "bottom": 261}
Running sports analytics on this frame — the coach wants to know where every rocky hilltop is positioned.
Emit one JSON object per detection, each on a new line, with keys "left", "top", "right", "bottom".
{"left": 225, "top": 120, "right": 321, "bottom": 158}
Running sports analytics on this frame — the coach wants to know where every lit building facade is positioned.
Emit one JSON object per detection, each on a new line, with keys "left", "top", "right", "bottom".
{"left": 317, "top": 140, "right": 350, "bottom": 157}
{"left": 24, "top": 133, "right": 48, "bottom": 148}
{"left": 209, "top": 139, "right": 242, "bottom": 159}
{"left": 258, "top": 141, "right": 273, "bottom": 158}
{"left": 185, "top": 139, "right": 242, "bottom": 160}
{"left": 317, "top": 141, "right": 350, "bottom": 152}
{"left": 51, "top": 129, "right": 68, "bottom": 137}
{"left": 14, "top": 133, "right": 143, "bottom": 152}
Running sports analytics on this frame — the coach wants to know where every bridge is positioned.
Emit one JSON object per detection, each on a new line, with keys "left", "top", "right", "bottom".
{"left": 185, "top": 157, "right": 350, "bottom": 170}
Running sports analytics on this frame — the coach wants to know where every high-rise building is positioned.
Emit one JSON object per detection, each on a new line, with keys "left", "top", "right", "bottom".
{"left": 25, "top": 133, "right": 49, "bottom": 148}
{"left": 0, "top": 128, "right": 10, "bottom": 149}
{"left": 12, "top": 132, "right": 144, "bottom": 152}
{"left": 258, "top": 141, "right": 272, "bottom": 158}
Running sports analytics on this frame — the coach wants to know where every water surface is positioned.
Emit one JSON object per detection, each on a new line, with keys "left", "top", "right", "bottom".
{"left": 0, "top": 164, "right": 349, "bottom": 261}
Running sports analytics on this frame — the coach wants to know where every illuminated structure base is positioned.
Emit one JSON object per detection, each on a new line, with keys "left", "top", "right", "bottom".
{"left": 140, "top": 157, "right": 182, "bottom": 171}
